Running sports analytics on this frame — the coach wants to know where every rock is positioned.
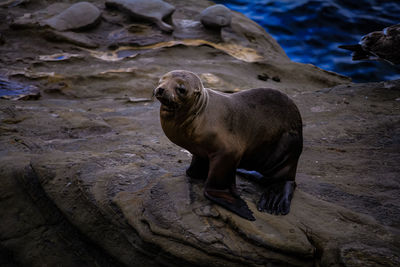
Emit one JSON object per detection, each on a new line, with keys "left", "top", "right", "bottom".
{"left": 125, "top": 97, "right": 152, "bottom": 103}
{"left": 257, "top": 73, "right": 269, "bottom": 81}
{"left": 200, "top": 4, "right": 232, "bottom": 29}
{"left": 105, "top": 0, "right": 175, "bottom": 32}
{"left": 0, "top": 77, "right": 40, "bottom": 100}
{"left": 43, "top": 30, "right": 99, "bottom": 48}
{"left": 10, "top": 3, "right": 68, "bottom": 29}
{"left": 172, "top": 19, "right": 221, "bottom": 42}
{"left": 44, "top": 2, "right": 101, "bottom": 31}
{"left": 107, "top": 24, "right": 170, "bottom": 47}
{"left": 0, "top": 157, "right": 122, "bottom": 266}
{"left": 11, "top": 13, "right": 40, "bottom": 29}
{"left": 0, "top": 0, "right": 29, "bottom": 8}
{"left": 1, "top": 78, "right": 400, "bottom": 266}
{"left": 272, "top": 75, "right": 281, "bottom": 82}
{"left": 340, "top": 243, "right": 400, "bottom": 266}
{"left": 1, "top": 0, "right": 399, "bottom": 266}
{"left": 0, "top": 33, "right": 4, "bottom": 45}
{"left": 38, "top": 53, "right": 83, "bottom": 62}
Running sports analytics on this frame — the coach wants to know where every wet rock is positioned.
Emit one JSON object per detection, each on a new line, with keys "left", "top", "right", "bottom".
{"left": 0, "top": 77, "right": 40, "bottom": 100}
{"left": 44, "top": 2, "right": 101, "bottom": 31}
{"left": 200, "top": 4, "right": 232, "bottom": 29}
{"left": 105, "top": 0, "right": 175, "bottom": 32}
{"left": 38, "top": 53, "right": 83, "bottom": 62}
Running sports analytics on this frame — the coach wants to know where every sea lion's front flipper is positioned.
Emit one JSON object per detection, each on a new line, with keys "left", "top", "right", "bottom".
{"left": 204, "top": 152, "right": 255, "bottom": 220}
{"left": 204, "top": 189, "right": 255, "bottom": 221}
{"left": 257, "top": 181, "right": 296, "bottom": 215}
{"left": 186, "top": 155, "right": 209, "bottom": 180}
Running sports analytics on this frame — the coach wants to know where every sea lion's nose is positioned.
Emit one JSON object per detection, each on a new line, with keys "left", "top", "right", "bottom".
{"left": 155, "top": 87, "right": 165, "bottom": 96}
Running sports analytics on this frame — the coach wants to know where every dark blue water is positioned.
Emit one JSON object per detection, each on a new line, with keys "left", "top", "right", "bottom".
{"left": 215, "top": 0, "right": 400, "bottom": 82}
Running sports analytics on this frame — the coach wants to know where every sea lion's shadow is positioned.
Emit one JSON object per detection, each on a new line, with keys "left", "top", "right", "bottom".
{"left": 185, "top": 168, "right": 266, "bottom": 206}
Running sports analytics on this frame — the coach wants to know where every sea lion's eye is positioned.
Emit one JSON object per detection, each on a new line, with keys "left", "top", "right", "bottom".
{"left": 176, "top": 85, "right": 186, "bottom": 95}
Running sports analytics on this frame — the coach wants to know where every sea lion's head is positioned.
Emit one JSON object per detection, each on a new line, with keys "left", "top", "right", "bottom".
{"left": 154, "top": 70, "right": 205, "bottom": 117}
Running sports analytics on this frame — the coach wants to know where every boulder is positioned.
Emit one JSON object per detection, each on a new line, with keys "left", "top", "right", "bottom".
{"left": 105, "top": 0, "right": 175, "bottom": 32}
{"left": 200, "top": 4, "right": 232, "bottom": 29}
{"left": 44, "top": 2, "right": 101, "bottom": 31}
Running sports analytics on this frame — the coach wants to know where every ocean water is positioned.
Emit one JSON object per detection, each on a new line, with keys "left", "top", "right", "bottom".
{"left": 215, "top": 0, "right": 400, "bottom": 82}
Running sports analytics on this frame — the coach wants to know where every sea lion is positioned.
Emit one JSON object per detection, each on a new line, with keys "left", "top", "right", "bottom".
{"left": 154, "top": 70, "right": 303, "bottom": 221}
{"left": 339, "top": 24, "right": 400, "bottom": 65}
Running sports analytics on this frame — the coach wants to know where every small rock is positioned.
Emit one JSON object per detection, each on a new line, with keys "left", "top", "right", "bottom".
{"left": 257, "top": 73, "right": 269, "bottom": 81}
{"left": 200, "top": 4, "right": 232, "bottom": 29}
{"left": 272, "top": 76, "right": 281, "bottom": 82}
{"left": 105, "top": 0, "right": 175, "bottom": 32}
{"left": 44, "top": 2, "right": 101, "bottom": 31}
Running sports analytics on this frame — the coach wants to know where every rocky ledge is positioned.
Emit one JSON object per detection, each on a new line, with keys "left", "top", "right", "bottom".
{"left": 0, "top": 0, "right": 399, "bottom": 266}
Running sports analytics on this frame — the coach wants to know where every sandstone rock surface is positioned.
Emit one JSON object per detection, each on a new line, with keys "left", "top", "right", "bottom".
{"left": 0, "top": 0, "right": 399, "bottom": 266}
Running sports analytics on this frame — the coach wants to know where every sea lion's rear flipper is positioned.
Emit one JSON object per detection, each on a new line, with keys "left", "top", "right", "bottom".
{"left": 204, "top": 190, "right": 255, "bottom": 221}
{"left": 236, "top": 169, "right": 264, "bottom": 181}
{"left": 257, "top": 181, "right": 296, "bottom": 215}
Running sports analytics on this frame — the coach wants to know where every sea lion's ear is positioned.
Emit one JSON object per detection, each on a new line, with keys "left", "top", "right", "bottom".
{"left": 186, "top": 72, "right": 203, "bottom": 95}
{"left": 195, "top": 79, "right": 204, "bottom": 95}
{"left": 193, "top": 82, "right": 203, "bottom": 95}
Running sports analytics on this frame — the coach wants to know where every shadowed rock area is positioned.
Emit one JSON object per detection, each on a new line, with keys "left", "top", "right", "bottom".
{"left": 0, "top": 0, "right": 399, "bottom": 266}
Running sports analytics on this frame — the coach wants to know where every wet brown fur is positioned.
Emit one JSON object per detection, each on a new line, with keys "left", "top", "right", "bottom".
{"left": 154, "top": 70, "right": 303, "bottom": 220}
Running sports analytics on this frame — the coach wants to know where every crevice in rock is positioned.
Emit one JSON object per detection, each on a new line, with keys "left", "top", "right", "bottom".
{"left": 139, "top": 216, "right": 307, "bottom": 267}
{"left": 298, "top": 225, "right": 322, "bottom": 266}
{"left": 13, "top": 163, "right": 126, "bottom": 266}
